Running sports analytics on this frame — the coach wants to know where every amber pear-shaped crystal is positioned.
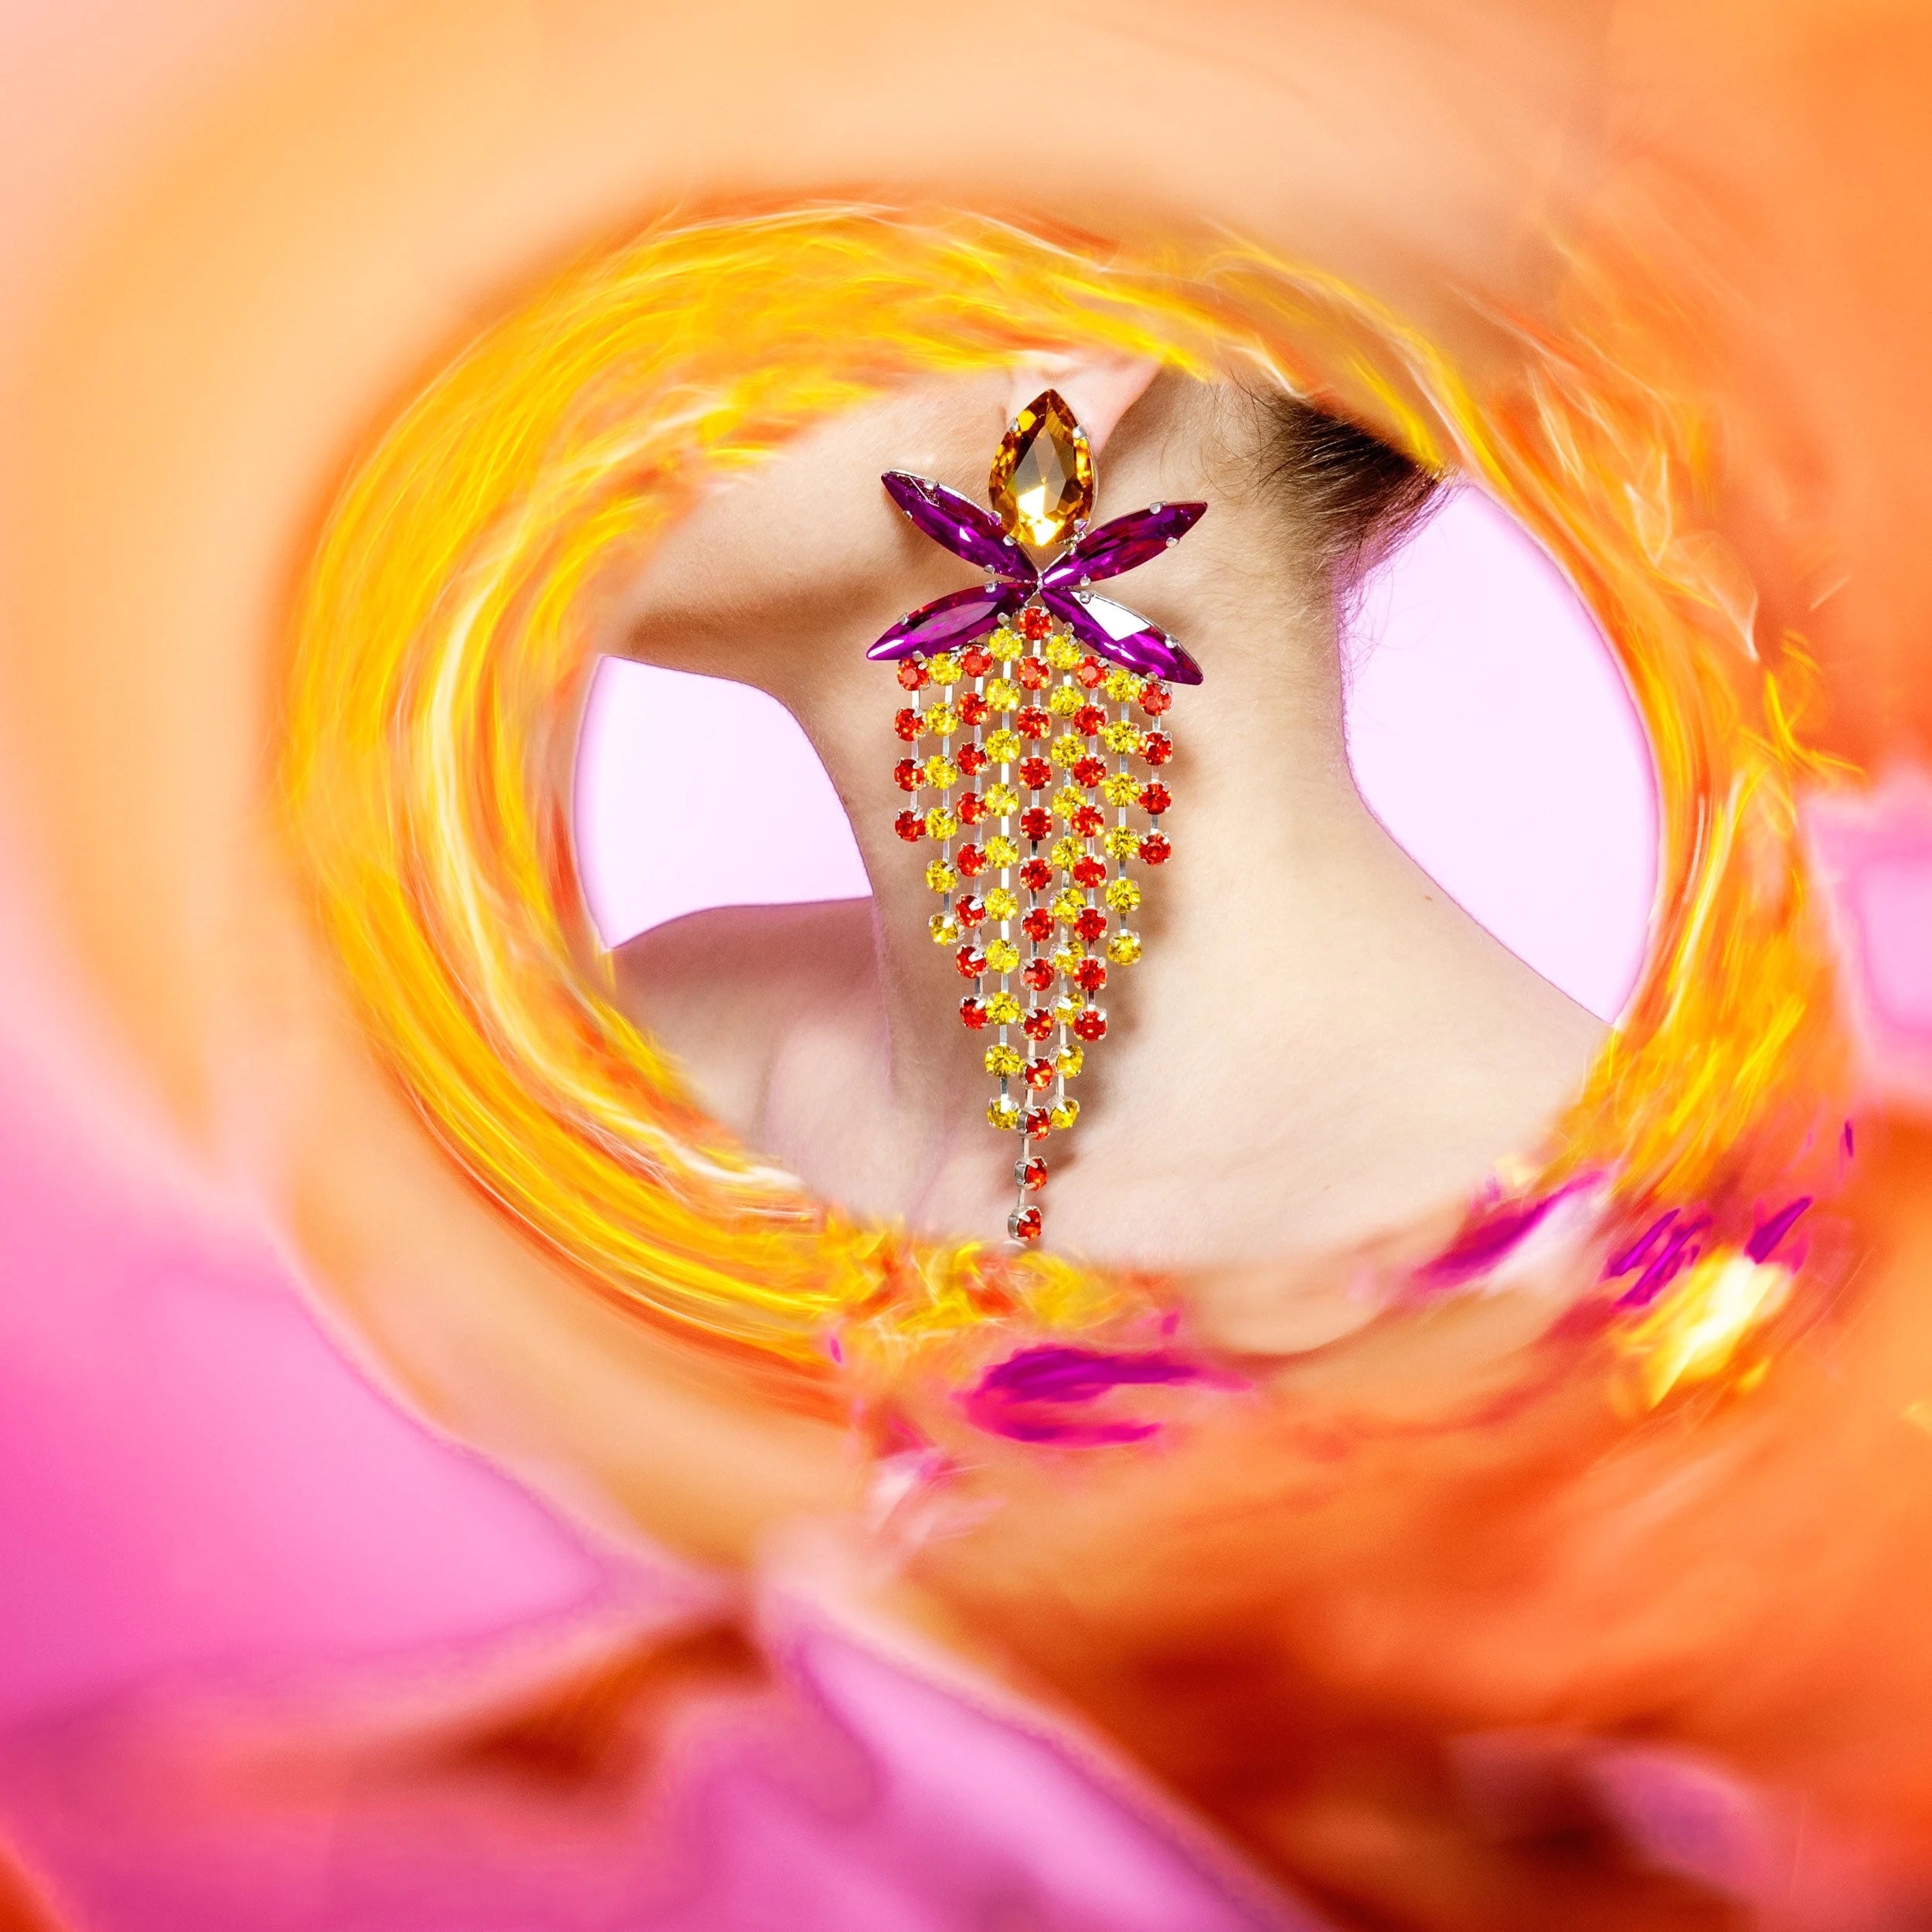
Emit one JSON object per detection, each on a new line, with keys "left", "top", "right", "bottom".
{"left": 988, "top": 389, "right": 1094, "bottom": 549}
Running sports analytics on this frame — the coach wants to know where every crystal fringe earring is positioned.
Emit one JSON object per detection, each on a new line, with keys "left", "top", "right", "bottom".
{"left": 866, "top": 389, "right": 1203, "bottom": 1245}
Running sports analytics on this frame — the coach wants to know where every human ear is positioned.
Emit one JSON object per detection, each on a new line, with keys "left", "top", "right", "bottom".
{"left": 1006, "top": 353, "right": 1162, "bottom": 455}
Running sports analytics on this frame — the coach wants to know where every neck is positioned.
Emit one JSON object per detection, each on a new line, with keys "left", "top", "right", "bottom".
{"left": 778, "top": 575, "right": 1423, "bottom": 1228}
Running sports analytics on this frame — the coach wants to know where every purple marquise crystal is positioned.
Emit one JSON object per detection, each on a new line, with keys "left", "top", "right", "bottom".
{"left": 882, "top": 471, "right": 1037, "bottom": 584}
{"left": 866, "top": 581, "right": 1025, "bottom": 662}
{"left": 1041, "top": 587, "right": 1203, "bottom": 685}
{"left": 1042, "top": 502, "right": 1206, "bottom": 590}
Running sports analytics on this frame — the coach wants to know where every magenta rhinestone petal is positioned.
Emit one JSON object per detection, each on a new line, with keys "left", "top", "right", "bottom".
{"left": 866, "top": 581, "right": 1024, "bottom": 661}
{"left": 882, "top": 471, "right": 1038, "bottom": 583}
{"left": 1041, "top": 502, "right": 1206, "bottom": 590}
{"left": 1039, "top": 587, "right": 1203, "bottom": 685}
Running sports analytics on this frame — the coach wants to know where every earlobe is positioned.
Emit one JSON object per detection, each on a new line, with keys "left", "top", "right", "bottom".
{"left": 1005, "top": 354, "right": 1162, "bottom": 454}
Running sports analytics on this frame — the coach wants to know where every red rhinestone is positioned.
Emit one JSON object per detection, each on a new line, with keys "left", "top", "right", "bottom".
{"left": 1139, "top": 781, "right": 1172, "bottom": 815}
{"left": 1073, "top": 704, "right": 1107, "bottom": 738}
{"left": 1075, "top": 957, "right": 1107, "bottom": 992}
{"left": 893, "top": 757, "right": 922, "bottom": 793}
{"left": 1073, "top": 907, "right": 1108, "bottom": 943}
{"left": 954, "top": 945, "right": 988, "bottom": 979}
{"left": 1072, "top": 755, "right": 1107, "bottom": 787}
{"left": 1019, "top": 756, "right": 1053, "bottom": 790}
{"left": 1019, "top": 857, "right": 1053, "bottom": 891}
{"left": 1019, "top": 607, "right": 1051, "bottom": 641}
{"left": 1022, "top": 957, "right": 1056, "bottom": 992}
{"left": 1009, "top": 1204, "right": 1043, "bottom": 1241}
{"left": 1016, "top": 706, "right": 1051, "bottom": 740}
{"left": 957, "top": 690, "right": 990, "bottom": 726}
{"left": 960, "top": 997, "right": 989, "bottom": 1029}
{"left": 1019, "top": 808, "right": 1053, "bottom": 841}
{"left": 1021, "top": 906, "right": 1055, "bottom": 941}
{"left": 956, "top": 842, "right": 987, "bottom": 875}
{"left": 893, "top": 810, "right": 923, "bottom": 842}
{"left": 1140, "top": 832, "right": 1173, "bottom": 866}
{"left": 1070, "top": 804, "right": 1105, "bottom": 837}
{"left": 893, "top": 708, "right": 921, "bottom": 741}
{"left": 1021, "top": 1107, "right": 1053, "bottom": 1140}
{"left": 1074, "top": 655, "right": 1107, "bottom": 689}
{"left": 961, "top": 645, "right": 992, "bottom": 678}
{"left": 1016, "top": 1155, "right": 1048, "bottom": 1191}
{"left": 958, "top": 794, "right": 988, "bottom": 827}
{"left": 1138, "top": 682, "right": 1172, "bottom": 716}
{"left": 896, "top": 659, "right": 930, "bottom": 691}
{"left": 954, "top": 895, "right": 987, "bottom": 928}
{"left": 1022, "top": 1007, "right": 1056, "bottom": 1041}
{"left": 957, "top": 741, "right": 989, "bottom": 775}
{"left": 1071, "top": 855, "right": 1106, "bottom": 889}
{"left": 1024, "top": 1056, "right": 1056, "bottom": 1091}
{"left": 1017, "top": 656, "right": 1051, "bottom": 690}
{"left": 1072, "top": 1007, "right": 1108, "bottom": 1042}
{"left": 1141, "top": 731, "right": 1175, "bottom": 767}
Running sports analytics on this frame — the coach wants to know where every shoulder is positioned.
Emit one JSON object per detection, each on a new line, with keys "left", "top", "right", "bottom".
{"left": 614, "top": 898, "right": 877, "bottom": 1138}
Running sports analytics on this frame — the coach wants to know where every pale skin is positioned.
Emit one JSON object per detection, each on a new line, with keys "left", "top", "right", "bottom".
{"left": 611, "top": 355, "right": 1605, "bottom": 1301}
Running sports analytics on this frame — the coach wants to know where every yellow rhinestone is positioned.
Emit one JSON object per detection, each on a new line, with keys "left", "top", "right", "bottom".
{"left": 1101, "top": 771, "right": 1140, "bottom": 807}
{"left": 985, "top": 990, "right": 1022, "bottom": 1023}
{"left": 928, "top": 652, "right": 963, "bottom": 686}
{"left": 1053, "top": 995, "right": 1084, "bottom": 1027}
{"left": 1051, "top": 887, "right": 1085, "bottom": 925}
{"left": 1047, "top": 836, "right": 1080, "bottom": 870}
{"left": 1103, "top": 668, "right": 1143, "bottom": 702}
{"left": 1106, "top": 930, "right": 1143, "bottom": 965}
{"left": 985, "top": 1043, "right": 1023, "bottom": 1078}
{"left": 1051, "top": 785, "right": 1087, "bottom": 821}
{"left": 1104, "top": 876, "right": 1142, "bottom": 913}
{"left": 1046, "top": 683, "right": 1081, "bottom": 717}
{"left": 925, "top": 808, "right": 959, "bottom": 840}
{"left": 985, "top": 937, "right": 1020, "bottom": 973}
{"left": 1100, "top": 720, "right": 1144, "bottom": 755}
{"left": 1044, "top": 635, "right": 1082, "bottom": 672}
{"left": 988, "top": 389, "right": 1094, "bottom": 549}
{"left": 985, "top": 886, "right": 1019, "bottom": 920}
{"left": 987, "top": 1095, "right": 1021, "bottom": 1131}
{"left": 926, "top": 861, "right": 958, "bottom": 893}
{"left": 985, "top": 727, "right": 1022, "bottom": 763}
{"left": 989, "top": 628, "right": 1024, "bottom": 662}
{"left": 983, "top": 830, "right": 1019, "bottom": 863}
{"left": 1048, "top": 733, "right": 1083, "bottom": 770}
{"left": 1049, "top": 1098, "right": 1080, "bottom": 1131}
{"left": 987, "top": 679, "right": 1022, "bottom": 713}
{"left": 1102, "top": 825, "right": 1141, "bottom": 860}
{"left": 1056, "top": 1045, "right": 1084, "bottom": 1079}
{"left": 926, "top": 703, "right": 960, "bottom": 737}
{"left": 930, "top": 912, "right": 961, "bottom": 944}
{"left": 1052, "top": 945, "right": 1084, "bottom": 977}
{"left": 923, "top": 755, "right": 958, "bottom": 790}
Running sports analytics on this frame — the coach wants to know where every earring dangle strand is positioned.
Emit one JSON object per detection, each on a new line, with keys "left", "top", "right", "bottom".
{"left": 867, "top": 389, "right": 1204, "bottom": 1245}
